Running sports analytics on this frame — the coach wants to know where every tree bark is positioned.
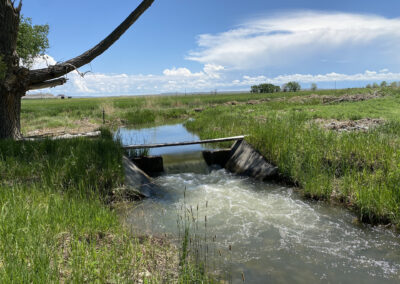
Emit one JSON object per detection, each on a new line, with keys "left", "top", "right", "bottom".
{"left": 29, "top": 78, "right": 67, "bottom": 90}
{"left": 0, "top": 89, "right": 22, "bottom": 138}
{"left": 0, "top": 0, "right": 24, "bottom": 139}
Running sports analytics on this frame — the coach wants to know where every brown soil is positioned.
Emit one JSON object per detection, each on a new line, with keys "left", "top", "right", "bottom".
{"left": 222, "top": 98, "right": 271, "bottom": 106}
{"left": 314, "top": 118, "right": 384, "bottom": 132}
{"left": 223, "top": 91, "right": 382, "bottom": 108}
{"left": 25, "top": 118, "right": 99, "bottom": 138}
{"left": 224, "top": 100, "right": 239, "bottom": 106}
{"left": 288, "top": 91, "right": 383, "bottom": 104}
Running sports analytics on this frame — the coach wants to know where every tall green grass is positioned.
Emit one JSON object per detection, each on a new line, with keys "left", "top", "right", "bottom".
{"left": 0, "top": 130, "right": 123, "bottom": 197}
{"left": 0, "top": 130, "right": 210, "bottom": 282}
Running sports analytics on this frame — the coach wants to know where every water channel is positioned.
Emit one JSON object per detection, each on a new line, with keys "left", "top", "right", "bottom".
{"left": 117, "top": 123, "right": 400, "bottom": 283}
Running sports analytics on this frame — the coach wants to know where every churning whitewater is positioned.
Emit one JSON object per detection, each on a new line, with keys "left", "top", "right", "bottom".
{"left": 126, "top": 166, "right": 400, "bottom": 283}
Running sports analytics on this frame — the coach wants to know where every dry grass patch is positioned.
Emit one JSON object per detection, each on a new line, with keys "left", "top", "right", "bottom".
{"left": 25, "top": 118, "right": 99, "bottom": 138}
{"left": 314, "top": 118, "right": 385, "bottom": 132}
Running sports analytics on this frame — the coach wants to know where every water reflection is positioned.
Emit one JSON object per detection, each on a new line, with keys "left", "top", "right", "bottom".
{"left": 116, "top": 123, "right": 205, "bottom": 155}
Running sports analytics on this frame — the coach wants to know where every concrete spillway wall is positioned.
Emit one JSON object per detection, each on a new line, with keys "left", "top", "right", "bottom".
{"left": 124, "top": 139, "right": 279, "bottom": 195}
{"left": 203, "top": 140, "right": 278, "bottom": 181}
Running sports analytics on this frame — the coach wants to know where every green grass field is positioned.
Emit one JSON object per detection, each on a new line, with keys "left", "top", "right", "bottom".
{"left": 21, "top": 89, "right": 366, "bottom": 134}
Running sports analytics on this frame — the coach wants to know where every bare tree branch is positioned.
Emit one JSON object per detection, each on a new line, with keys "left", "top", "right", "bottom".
{"left": 16, "top": 0, "right": 21, "bottom": 12}
{"left": 63, "top": 63, "right": 91, "bottom": 78}
{"left": 28, "top": 78, "right": 67, "bottom": 90}
{"left": 8, "top": 0, "right": 22, "bottom": 13}
{"left": 27, "top": 0, "right": 154, "bottom": 87}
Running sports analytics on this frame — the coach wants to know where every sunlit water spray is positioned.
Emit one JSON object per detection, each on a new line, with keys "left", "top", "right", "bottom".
{"left": 119, "top": 124, "right": 400, "bottom": 283}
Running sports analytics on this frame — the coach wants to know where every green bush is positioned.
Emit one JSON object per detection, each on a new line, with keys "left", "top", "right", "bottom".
{"left": 122, "top": 109, "right": 156, "bottom": 125}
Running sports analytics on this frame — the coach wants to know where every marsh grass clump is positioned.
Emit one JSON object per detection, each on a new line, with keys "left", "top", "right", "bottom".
{"left": 122, "top": 109, "right": 156, "bottom": 125}
{"left": 126, "top": 147, "right": 150, "bottom": 158}
{"left": 175, "top": 189, "right": 230, "bottom": 283}
{"left": 0, "top": 129, "right": 124, "bottom": 197}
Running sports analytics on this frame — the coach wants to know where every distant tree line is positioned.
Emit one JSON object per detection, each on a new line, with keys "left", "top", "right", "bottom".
{"left": 251, "top": 83, "right": 281, "bottom": 93}
{"left": 366, "top": 81, "right": 400, "bottom": 88}
{"left": 251, "top": 80, "right": 400, "bottom": 93}
{"left": 282, "top": 81, "right": 301, "bottom": 92}
{"left": 251, "top": 81, "right": 302, "bottom": 93}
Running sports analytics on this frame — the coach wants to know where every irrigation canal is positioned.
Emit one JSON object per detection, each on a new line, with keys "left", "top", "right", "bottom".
{"left": 116, "top": 123, "right": 400, "bottom": 283}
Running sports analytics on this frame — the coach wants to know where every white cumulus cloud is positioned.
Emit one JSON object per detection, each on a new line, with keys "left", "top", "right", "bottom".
{"left": 238, "top": 70, "right": 400, "bottom": 86}
{"left": 187, "top": 11, "right": 400, "bottom": 70}
{"left": 29, "top": 56, "right": 226, "bottom": 95}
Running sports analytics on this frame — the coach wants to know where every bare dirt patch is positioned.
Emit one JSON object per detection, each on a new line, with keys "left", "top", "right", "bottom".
{"left": 25, "top": 118, "right": 99, "bottom": 138}
{"left": 223, "top": 98, "right": 271, "bottom": 106}
{"left": 222, "top": 92, "right": 382, "bottom": 108}
{"left": 314, "top": 118, "right": 384, "bottom": 132}
{"left": 224, "top": 100, "right": 239, "bottom": 106}
{"left": 288, "top": 91, "right": 383, "bottom": 104}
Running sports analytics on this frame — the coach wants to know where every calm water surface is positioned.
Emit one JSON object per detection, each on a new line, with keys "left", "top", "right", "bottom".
{"left": 118, "top": 124, "right": 400, "bottom": 283}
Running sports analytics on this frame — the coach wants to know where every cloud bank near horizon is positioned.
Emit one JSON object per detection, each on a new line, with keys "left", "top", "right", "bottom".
{"left": 30, "top": 57, "right": 400, "bottom": 96}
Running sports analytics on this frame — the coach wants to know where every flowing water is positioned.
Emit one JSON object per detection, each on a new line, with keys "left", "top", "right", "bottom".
{"left": 118, "top": 124, "right": 400, "bottom": 283}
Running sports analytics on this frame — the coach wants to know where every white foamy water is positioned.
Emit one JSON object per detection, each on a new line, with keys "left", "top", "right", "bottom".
{"left": 125, "top": 168, "right": 400, "bottom": 283}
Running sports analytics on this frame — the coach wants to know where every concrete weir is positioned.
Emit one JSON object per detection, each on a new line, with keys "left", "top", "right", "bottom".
{"left": 224, "top": 140, "right": 278, "bottom": 180}
{"left": 124, "top": 139, "right": 278, "bottom": 193}
{"left": 122, "top": 156, "right": 163, "bottom": 197}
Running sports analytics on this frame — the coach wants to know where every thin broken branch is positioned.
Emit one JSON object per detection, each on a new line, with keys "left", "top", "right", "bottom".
{"left": 63, "top": 63, "right": 91, "bottom": 78}
{"left": 16, "top": 0, "right": 21, "bottom": 12}
{"left": 9, "top": 0, "right": 22, "bottom": 13}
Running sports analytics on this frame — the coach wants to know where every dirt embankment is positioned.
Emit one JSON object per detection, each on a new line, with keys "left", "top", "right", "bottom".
{"left": 221, "top": 91, "right": 384, "bottom": 107}
{"left": 314, "top": 118, "right": 384, "bottom": 132}
{"left": 293, "top": 91, "right": 383, "bottom": 104}
{"left": 25, "top": 118, "right": 99, "bottom": 138}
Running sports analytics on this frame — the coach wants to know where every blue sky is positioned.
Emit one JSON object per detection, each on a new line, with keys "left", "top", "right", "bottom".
{"left": 23, "top": 0, "right": 400, "bottom": 96}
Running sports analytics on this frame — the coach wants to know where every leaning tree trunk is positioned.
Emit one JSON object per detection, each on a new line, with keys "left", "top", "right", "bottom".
{"left": 0, "top": 0, "right": 25, "bottom": 139}
{"left": 0, "top": 90, "right": 23, "bottom": 139}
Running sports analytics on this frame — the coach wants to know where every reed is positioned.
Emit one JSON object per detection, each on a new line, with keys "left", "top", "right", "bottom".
{"left": 175, "top": 188, "right": 223, "bottom": 283}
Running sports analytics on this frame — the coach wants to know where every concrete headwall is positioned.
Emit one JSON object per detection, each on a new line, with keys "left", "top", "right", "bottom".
{"left": 126, "top": 139, "right": 279, "bottom": 194}
{"left": 122, "top": 156, "right": 163, "bottom": 197}
{"left": 225, "top": 140, "right": 278, "bottom": 180}
{"left": 131, "top": 156, "right": 164, "bottom": 174}
{"left": 202, "top": 149, "right": 231, "bottom": 167}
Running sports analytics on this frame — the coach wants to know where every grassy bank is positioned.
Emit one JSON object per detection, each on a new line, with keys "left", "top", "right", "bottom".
{"left": 0, "top": 131, "right": 209, "bottom": 282}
